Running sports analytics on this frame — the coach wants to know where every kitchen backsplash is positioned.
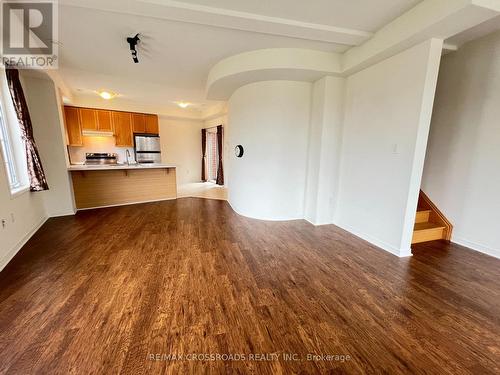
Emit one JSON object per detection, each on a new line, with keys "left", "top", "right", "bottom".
{"left": 68, "top": 136, "right": 136, "bottom": 164}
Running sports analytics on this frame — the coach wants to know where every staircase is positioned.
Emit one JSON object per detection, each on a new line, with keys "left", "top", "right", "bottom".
{"left": 412, "top": 191, "right": 452, "bottom": 244}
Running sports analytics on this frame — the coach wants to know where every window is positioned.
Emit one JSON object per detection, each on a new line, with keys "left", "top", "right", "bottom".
{"left": 206, "top": 131, "right": 218, "bottom": 182}
{"left": 0, "top": 100, "right": 21, "bottom": 190}
{"left": 0, "top": 71, "right": 28, "bottom": 195}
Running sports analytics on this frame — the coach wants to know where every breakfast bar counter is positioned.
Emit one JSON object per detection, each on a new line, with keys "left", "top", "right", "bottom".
{"left": 67, "top": 163, "right": 176, "bottom": 171}
{"left": 68, "top": 164, "right": 177, "bottom": 210}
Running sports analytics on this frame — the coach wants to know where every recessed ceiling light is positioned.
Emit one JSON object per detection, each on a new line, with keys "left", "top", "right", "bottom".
{"left": 96, "top": 90, "right": 118, "bottom": 100}
{"left": 176, "top": 101, "right": 190, "bottom": 108}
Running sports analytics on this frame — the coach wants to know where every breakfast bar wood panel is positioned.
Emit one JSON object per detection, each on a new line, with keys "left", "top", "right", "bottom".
{"left": 71, "top": 168, "right": 177, "bottom": 209}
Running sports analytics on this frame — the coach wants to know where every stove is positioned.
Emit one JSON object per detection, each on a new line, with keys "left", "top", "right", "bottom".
{"left": 85, "top": 153, "right": 118, "bottom": 165}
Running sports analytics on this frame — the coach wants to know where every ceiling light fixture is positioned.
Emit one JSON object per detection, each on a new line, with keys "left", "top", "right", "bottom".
{"left": 176, "top": 102, "right": 190, "bottom": 108}
{"left": 96, "top": 90, "right": 118, "bottom": 100}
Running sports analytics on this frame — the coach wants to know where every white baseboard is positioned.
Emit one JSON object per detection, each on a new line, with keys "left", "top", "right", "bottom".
{"left": 452, "top": 235, "right": 500, "bottom": 259}
{"left": 334, "top": 221, "right": 412, "bottom": 258}
{"left": 229, "top": 202, "right": 411, "bottom": 257}
{"left": 304, "top": 218, "right": 332, "bottom": 226}
{"left": 0, "top": 215, "right": 48, "bottom": 272}
{"left": 48, "top": 210, "right": 76, "bottom": 217}
{"left": 226, "top": 200, "right": 303, "bottom": 222}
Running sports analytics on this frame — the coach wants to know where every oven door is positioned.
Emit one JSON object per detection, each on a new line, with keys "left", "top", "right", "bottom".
{"left": 136, "top": 152, "right": 161, "bottom": 164}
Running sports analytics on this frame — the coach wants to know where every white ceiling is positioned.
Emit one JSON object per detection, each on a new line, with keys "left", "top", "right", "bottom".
{"left": 172, "top": 0, "right": 422, "bottom": 32}
{"left": 57, "top": 0, "right": 425, "bottom": 118}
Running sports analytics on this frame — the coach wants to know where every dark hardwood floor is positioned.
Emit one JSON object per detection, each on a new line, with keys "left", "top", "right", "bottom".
{"left": 0, "top": 198, "right": 499, "bottom": 374}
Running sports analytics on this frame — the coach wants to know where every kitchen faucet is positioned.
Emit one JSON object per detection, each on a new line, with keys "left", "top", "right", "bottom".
{"left": 125, "top": 149, "right": 131, "bottom": 165}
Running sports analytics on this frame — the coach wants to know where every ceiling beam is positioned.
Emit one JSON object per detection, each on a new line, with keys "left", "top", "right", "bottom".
{"left": 45, "top": 70, "right": 74, "bottom": 101}
{"left": 342, "top": 0, "right": 500, "bottom": 74}
{"left": 58, "top": 0, "right": 372, "bottom": 46}
{"left": 206, "top": 0, "right": 500, "bottom": 100}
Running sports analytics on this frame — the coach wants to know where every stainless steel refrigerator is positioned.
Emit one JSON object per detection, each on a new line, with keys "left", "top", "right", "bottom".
{"left": 134, "top": 134, "right": 161, "bottom": 163}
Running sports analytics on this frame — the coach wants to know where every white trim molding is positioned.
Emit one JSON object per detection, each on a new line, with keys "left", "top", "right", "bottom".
{"left": 0, "top": 215, "right": 48, "bottom": 272}
{"left": 334, "top": 221, "right": 413, "bottom": 258}
{"left": 452, "top": 236, "right": 500, "bottom": 259}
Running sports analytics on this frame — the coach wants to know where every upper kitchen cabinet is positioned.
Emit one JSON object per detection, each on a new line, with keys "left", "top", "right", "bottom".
{"left": 64, "top": 106, "right": 83, "bottom": 146}
{"left": 113, "top": 111, "right": 133, "bottom": 147}
{"left": 63, "top": 106, "right": 157, "bottom": 147}
{"left": 145, "top": 114, "right": 159, "bottom": 135}
{"left": 79, "top": 108, "right": 98, "bottom": 131}
{"left": 132, "top": 113, "right": 146, "bottom": 133}
{"left": 81, "top": 108, "right": 114, "bottom": 132}
{"left": 132, "top": 113, "right": 159, "bottom": 135}
{"left": 96, "top": 110, "right": 113, "bottom": 132}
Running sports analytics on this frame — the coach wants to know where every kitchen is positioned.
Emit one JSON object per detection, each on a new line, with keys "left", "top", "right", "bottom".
{"left": 63, "top": 104, "right": 177, "bottom": 210}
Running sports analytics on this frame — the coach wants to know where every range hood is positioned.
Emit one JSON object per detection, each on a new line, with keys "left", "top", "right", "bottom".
{"left": 82, "top": 130, "right": 114, "bottom": 137}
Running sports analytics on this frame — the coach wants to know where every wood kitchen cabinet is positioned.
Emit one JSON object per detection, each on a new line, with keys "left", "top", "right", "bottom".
{"left": 145, "top": 114, "right": 159, "bottom": 135}
{"left": 133, "top": 113, "right": 159, "bottom": 135}
{"left": 64, "top": 106, "right": 83, "bottom": 146}
{"left": 96, "top": 110, "right": 113, "bottom": 132}
{"left": 112, "top": 111, "right": 133, "bottom": 147}
{"left": 132, "top": 113, "right": 146, "bottom": 133}
{"left": 63, "top": 106, "right": 158, "bottom": 147}
{"left": 81, "top": 108, "right": 114, "bottom": 132}
{"left": 79, "top": 108, "right": 98, "bottom": 131}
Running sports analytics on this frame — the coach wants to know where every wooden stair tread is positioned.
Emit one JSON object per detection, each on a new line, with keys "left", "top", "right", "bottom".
{"left": 412, "top": 191, "right": 452, "bottom": 245}
{"left": 412, "top": 222, "right": 446, "bottom": 244}
{"left": 414, "top": 222, "right": 445, "bottom": 231}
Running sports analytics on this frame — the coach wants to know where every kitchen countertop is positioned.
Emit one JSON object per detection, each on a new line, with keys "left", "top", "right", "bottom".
{"left": 68, "top": 163, "right": 176, "bottom": 171}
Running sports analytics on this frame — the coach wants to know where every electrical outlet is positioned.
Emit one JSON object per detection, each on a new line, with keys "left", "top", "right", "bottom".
{"left": 10, "top": 213, "right": 15, "bottom": 223}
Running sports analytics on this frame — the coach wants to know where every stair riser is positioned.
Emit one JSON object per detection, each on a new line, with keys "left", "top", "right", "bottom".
{"left": 412, "top": 228, "right": 445, "bottom": 244}
{"left": 415, "top": 211, "right": 431, "bottom": 224}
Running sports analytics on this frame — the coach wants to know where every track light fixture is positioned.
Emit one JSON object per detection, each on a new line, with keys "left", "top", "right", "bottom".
{"left": 126, "top": 33, "right": 140, "bottom": 63}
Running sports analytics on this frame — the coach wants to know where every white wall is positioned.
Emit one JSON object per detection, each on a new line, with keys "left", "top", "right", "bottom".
{"left": 422, "top": 31, "right": 500, "bottom": 258}
{"left": 228, "top": 80, "right": 311, "bottom": 220}
{"left": 304, "top": 76, "right": 345, "bottom": 225}
{"left": 21, "top": 74, "right": 75, "bottom": 217}
{"left": 335, "top": 39, "right": 443, "bottom": 256}
{"left": 0, "top": 71, "right": 71, "bottom": 270}
{"left": 159, "top": 117, "right": 205, "bottom": 185}
{"left": 0, "top": 162, "right": 47, "bottom": 271}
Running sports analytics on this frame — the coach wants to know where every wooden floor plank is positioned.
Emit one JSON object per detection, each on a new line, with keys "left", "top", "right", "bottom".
{"left": 0, "top": 198, "right": 499, "bottom": 374}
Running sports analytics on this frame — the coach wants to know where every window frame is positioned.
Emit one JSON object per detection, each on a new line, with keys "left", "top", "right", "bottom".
{"left": 0, "top": 70, "right": 29, "bottom": 198}
{"left": 0, "top": 103, "right": 21, "bottom": 189}
{"left": 205, "top": 130, "right": 218, "bottom": 183}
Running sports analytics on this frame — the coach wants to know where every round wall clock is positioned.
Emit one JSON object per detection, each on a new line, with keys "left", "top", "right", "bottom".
{"left": 235, "top": 145, "right": 244, "bottom": 158}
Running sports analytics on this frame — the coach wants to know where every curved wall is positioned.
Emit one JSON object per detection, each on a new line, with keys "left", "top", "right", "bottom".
{"left": 228, "top": 80, "right": 311, "bottom": 220}
{"left": 206, "top": 48, "right": 341, "bottom": 100}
